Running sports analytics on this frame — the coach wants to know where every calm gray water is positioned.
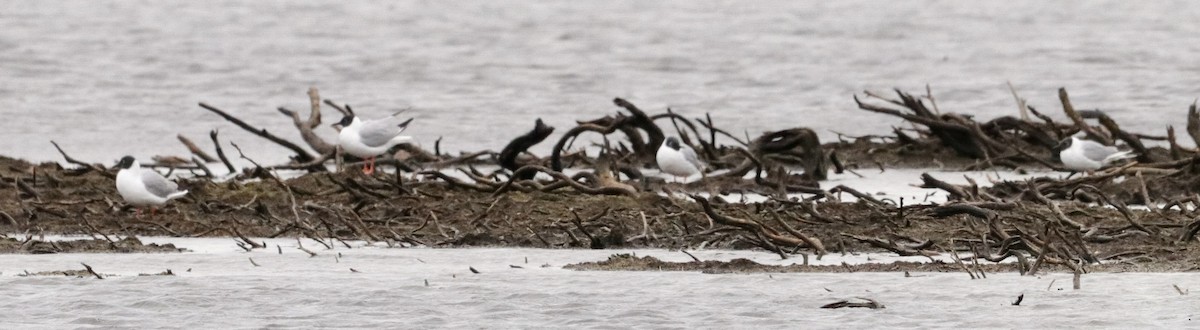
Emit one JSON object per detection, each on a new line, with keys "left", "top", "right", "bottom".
{"left": 2, "top": 238, "right": 1197, "bottom": 328}
{"left": 3, "top": 1, "right": 1200, "bottom": 165}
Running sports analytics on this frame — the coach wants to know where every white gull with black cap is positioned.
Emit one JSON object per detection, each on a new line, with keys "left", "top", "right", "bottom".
{"left": 336, "top": 111, "right": 414, "bottom": 174}
{"left": 115, "top": 156, "right": 188, "bottom": 212}
{"left": 1057, "top": 136, "right": 1136, "bottom": 171}
{"left": 656, "top": 137, "right": 706, "bottom": 182}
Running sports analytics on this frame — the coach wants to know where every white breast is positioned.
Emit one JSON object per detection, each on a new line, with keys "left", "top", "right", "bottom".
{"left": 657, "top": 147, "right": 699, "bottom": 177}
{"left": 116, "top": 169, "right": 167, "bottom": 206}
{"left": 1060, "top": 146, "right": 1101, "bottom": 171}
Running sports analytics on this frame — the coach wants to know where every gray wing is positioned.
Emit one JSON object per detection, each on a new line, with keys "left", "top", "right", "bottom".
{"left": 141, "top": 170, "right": 180, "bottom": 198}
{"left": 681, "top": 146, "right": 706, "bottom": 171}
{"left": 1078, "top": 140, "right": 1121, "bottom": 162}
{"left": 359, "top": 114, "right": 413, "bottom": 147}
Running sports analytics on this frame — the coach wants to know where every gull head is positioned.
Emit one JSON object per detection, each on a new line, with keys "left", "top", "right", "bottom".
{"left": 116, "top": 156, "right": 138, "bottom": 169}
{"left": 664, "top": 137, "right": 682, "bottom": 151}
{"left": 337, "top": 115, "right": 359, "bottom": 128}
{"left": 1052, "top": 137, "right": 1075, "bottom": 154}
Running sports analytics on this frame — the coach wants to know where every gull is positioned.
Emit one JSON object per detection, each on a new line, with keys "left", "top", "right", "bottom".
{"left": 115, "top": 156, "right": 188, "bottom": 216}
{"left": 336, "top": 113, "right": 414, "bottom": 175}
{"left": 656, "top": 137, "right": 706, "bottom": 183}
{"left": 1056, "top": 136, "right": 1136, "bottom": 172}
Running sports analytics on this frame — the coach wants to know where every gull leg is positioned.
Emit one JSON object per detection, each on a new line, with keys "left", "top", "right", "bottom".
{"left": 363, "top": 156, "right": 376, "bottom": 175}
{"left": 150, "top": 207, "right": 158, "bottom": 217}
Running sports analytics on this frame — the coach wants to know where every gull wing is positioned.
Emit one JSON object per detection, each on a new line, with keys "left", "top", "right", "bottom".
{"left": 141, "top": 170, "right": 180, "bottom": 198}
{"left": 360, "top": 114, "right": 414, "bottom": 147}
{"left": 1078, "top": 140, "right": 1121, "bottom": 162}
{"left": 682, "top": 145, "right": 706, "bottom": 171}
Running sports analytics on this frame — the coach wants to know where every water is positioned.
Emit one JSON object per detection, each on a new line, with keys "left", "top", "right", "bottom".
{"left": 1, "top": 237, "right": 1196, "bottom": 328}
{"left": 4, "top": 1, "right": 1200, "bottom": 165}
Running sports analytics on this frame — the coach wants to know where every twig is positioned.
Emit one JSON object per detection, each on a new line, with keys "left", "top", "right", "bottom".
{"left": 80, "top": 262, "right": 104, "bottom": 279}
{"left": 1006, "top": 81, "right": 1030, "bottom": 121}
{"left": 1059, "top": 88, "right": 1112, "bottom": 145}
{"left": 50, "top": 141, "right": 112, "bottom": 178}
{"left": 210, "top": 130, "right": 237, "bottom": 174}
{"left": 820, "top": 298, "right": 884, "bottom": 309}
{"left": 296, "top": 239, "right": 319, "bottom": 257}
{"left": 177, "top": 134, "right": 218, "bottom": 162}
{"left": 198, "top": 102, "right": 315, "bottom": 162}
{"left": 680, "top": 249, "right": 701, "bottom": 262}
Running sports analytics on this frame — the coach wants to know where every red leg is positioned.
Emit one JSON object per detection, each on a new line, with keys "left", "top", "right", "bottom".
{"left": 363, "top": 156, "right": 376, "bottom": 175}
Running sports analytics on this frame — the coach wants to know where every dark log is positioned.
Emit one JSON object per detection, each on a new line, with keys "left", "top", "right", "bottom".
{"left": 930, "top": 204, "right": 993, "bottom": 219}
{"left": 612, "top": 98, "right": 664, "bottom": 162}
{"left": 551, "top": 122, "right": 618, "bottom": 171}
{"left": 499, "top": 118, "right": 555, "bottom": 179}
{"left": 751, "top": 128, "right": 827, "bottom": 180}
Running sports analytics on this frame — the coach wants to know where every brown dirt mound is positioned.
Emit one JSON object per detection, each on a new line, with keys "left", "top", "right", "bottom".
{"left": 563, "top": 253, "right": 1197, "bottom": 273}
{"left": 4, "top": 153, "right": 1200, "bottom": 272}
{"left": 0, "top": 236, "right": 186, "bottom": 254}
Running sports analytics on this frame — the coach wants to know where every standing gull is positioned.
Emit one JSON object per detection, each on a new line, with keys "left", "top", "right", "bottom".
{"left": 337, "top": 113, "right": 414, "bottom": 175}
{"left": 1056, "top": 136, "right": 1136, "bottom": 172}
{"left": 115, "top": 156, "right": 188, "bottom": 216}
{"left": 656, "top": 137, "right": 706, "bottom": 182}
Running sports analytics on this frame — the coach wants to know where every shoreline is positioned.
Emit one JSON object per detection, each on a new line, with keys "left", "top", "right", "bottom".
{"left": 4, "top": 89, "right": 1200, "bottom": 276}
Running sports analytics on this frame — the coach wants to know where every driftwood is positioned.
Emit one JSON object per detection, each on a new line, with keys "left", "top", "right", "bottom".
{"left": 1059, "top": 88, "right": 1113, "bottom": 146}
{"left": 612, "top": 98, "right": 665, "bottom": 163}
{"left": 499, "top": 118, "right": 554, "bottom": 179}
{"left": 550, "top": 98, "right": 664, "bottom": 171}
{"left": 277, "top": 87, "right": 335, "bottom": 155}
{"left": 752, "top": 128, "right": 828, "bottom": 180}
{"left": 177, "top": 134, "right": 217, "bottom": 163}
{"left": 856, "top": 90, "right": 990, "bottom": 159}
{"left": 491, "top": 165, "right": 636, "bottom": 196}
{"left": 49, "top": 141, "right": 113, "bottom": 178}
{"left": 19, "top": 86, "right": 1200, "bottom": 271}
{"left": 1082, "top": 110, "right": 1150, "bottom": 163}
{"left": 198, "top": 102, "right": 316, "bottom": 163}
{"left": 689, "top": 194, "right": 818, "bottom": 253}
{"left": 821, "top": 298, "right": 884, "bottom": 309}
{"left": 209, "top": 130, "right": 237, "bottom": 174}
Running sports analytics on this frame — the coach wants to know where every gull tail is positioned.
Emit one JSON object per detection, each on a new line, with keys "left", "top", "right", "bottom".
{"left": 167, "top": 190, "right": 189, "bottom": 200}
{"left": 1103, "top": 151, "right": 1137, "bottom": 164}
{"left": 389, "top": 135, "right": 414, "bottom": 146}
